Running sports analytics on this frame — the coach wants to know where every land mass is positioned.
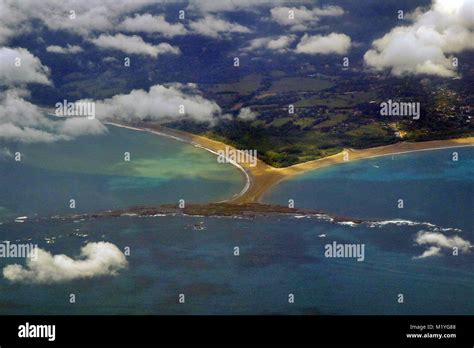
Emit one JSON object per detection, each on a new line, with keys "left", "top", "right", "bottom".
{"left": 64, "top": 203, "right": 363, "bottom": 224}
{"left": 107, "top": 121, "right": 474, "bottom": 205}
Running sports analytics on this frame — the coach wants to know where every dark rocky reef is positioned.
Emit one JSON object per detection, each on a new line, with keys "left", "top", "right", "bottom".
{"left": 68, "top": 203, "right": 364, "bottom": 224}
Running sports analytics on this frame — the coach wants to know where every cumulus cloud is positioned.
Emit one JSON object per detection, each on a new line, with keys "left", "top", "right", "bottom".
{"left": 59, "top": 117, "right": 108, "bottom": 138}
{"left": 271, "top": 6, "right": 344, "bottom": 31}
{"left": 119, "top": 13, "right": 187, "bottom": 37}
{"left": 90, "top": 83, "right": 222, "bottom": 124}
{"left": 1, "top": 1, "right": 256, "bottom": 44}
{"left": 90, "top": 34, "right": 180, "bottom": 58}
{"left": 0, "top": 89, "right": 107, "bottom": 143}
{"left": 415, "top": 246, "right": 442, "bottom": 259}
{"left": 0, "top": 89, "right": 53, "bottom": 132}
{"left": 295, "top": 33, "right": 351, "bottom": 55}
{"left": 0, "top": 123, "right": 63, "bottom": 143}
{"left": 414, "top": 231, "right": 472, "bottom": 258}
{"left": 0, "top": 0, "right": 156, "bottom": 43}
{"left": 244, "top": 35, "right": 295, "bottom": 52}
{"left": 0, "top": 47, "right": 51, "bottom": 86}
{"left": 364, "top": 0, "right": 474, "bottom": 77}
{"left": 0, "top": 1, "right": 258, "bottom": 45}
{"left": 3, "top": 242, "right": 127, "bottom": 283}
{"left": 46, "top": 44, "right": 83, "bottom": 54}
{"left": 187, "top": 0, "right": 286, "bottom": 13}
{"left": 189, "top": 15, "right": 252, "bottom": 38}
{"left": 237, "top": 107, "right": 257, "bottom": 121}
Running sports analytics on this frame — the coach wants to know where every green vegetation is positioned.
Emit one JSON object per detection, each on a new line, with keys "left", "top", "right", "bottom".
{"left": 175, "top": 71, "right": 472, "bottom": 168}
{"left": 293, "top": 117, "right": 316, "bottom": 128}
{"left": 205, "top": 119, "right": 395, "bottom": 167}
{"left": 347, "top": 124, "right": 389, "bottom": 138}
{"left": 296, "top": 91, "right": 378, "bottom": 108}
{"left": 313, "top": 114, "right": 348, "bottom": 129}
{"left": 267, "top": 77, "right": 334, "bottom": 93}
{"left": 269, "top": 117, "right": 292, "bottom": 127}
{"left": 208, "top": 73, "right": 263, "bottom": 94}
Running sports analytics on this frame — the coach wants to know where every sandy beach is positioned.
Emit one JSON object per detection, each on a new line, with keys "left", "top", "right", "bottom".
{"left": 40, "top": 108, "right": 473, "bottom": 204}
{"left": 41, "top": 108, "right": 474, "bottom": 204}
{"left": 232, "top": 136, "right": 474, "bottom": 204}
{"left": 106, "top": 121, "right": 473, "bottom": 204}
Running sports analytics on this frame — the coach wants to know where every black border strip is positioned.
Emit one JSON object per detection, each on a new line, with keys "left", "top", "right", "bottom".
{"left": 0, "top": 315, "right": 472, "bottom": 346}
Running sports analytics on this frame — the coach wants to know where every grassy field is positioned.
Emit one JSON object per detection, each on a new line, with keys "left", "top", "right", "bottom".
{"left": 293, "top": 117, "right": 316, "bottom": 128}
{"left": 347, "top": 124, "right": 389, "bottom": 138}
{"left": 313, "top": 114, "right": 348, "bottom": 129}
{"left": 269, "top": 117, "right": 293, "bottom": 127}
{"left": 203, "top": 114, "right": 400, "bottom": 167}
{"left": 208, "top": 73, "right": 263, "bottom": 94}
{"left": 267, "top": 77, "right": 334, "bottom": 93}
{"left": 185, "top": 73, "right": 470, "bottom": 167}
{"left": 296, "top": 91, "right": 378, "bottom": 108}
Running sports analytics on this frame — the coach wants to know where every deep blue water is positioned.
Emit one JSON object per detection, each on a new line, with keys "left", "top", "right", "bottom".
{"left": 0, "top": 137, "right": 472, "bottom": 315}
{"left": 265, "top": 147, "right": 474, "bottom": 231}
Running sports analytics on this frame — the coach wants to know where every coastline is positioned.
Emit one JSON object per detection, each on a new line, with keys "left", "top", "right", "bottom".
{"left": 39, "top": 109, "right": 252, "bottom": 202}
{"left": 105, "top": 121, "right": 473, "bottom": 204}
{"left": 104, "top": 122, "right": 252, "bottom": 202}
{"left": 39, "top": 109, "right": 473, "bottom": 205}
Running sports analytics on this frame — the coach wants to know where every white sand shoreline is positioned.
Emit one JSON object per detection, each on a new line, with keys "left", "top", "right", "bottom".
{"left": 106, "top": 122, "right": 473, "bottom": 204}
{"left": 105, "top": 122, "right": 251, "bottom": 202}
{"left": 39, "top": 108, "right": 473, "bottom": 204}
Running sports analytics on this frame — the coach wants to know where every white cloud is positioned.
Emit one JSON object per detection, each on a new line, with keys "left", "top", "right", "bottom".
{"left": 189, "top": 15, "right": 252, "bottom": 38}
{"left": 0, "top": 123, "right": 63, "bottom": 143}
{"left": 415, "top": 246, "right": 442, "bottom": 259}
{"left": 187, "top": 0, "right": 286, "bottom": 13}
{"left": 119, "top": 13, "right": 187, "bottom": 37}
{"left": 0, "top": 0, "right": 31, "bottom": 44}
{"left": 102, "top": 56, "right": 118, "bottom": 63}
{"left": 0, "top": 89, "right": 107, "bottom": 143}
{"left": 59, "top": 117, "right": 108, "bottom": 138}
{"left": 0, "top": 1, "right": 258, "bottom": 45}
{"left": 312, "top": 6, "right": 346, "bottom": 17}
{"left": 0, "top": 1, "right": 256, "bottom": 44}
{"left": 244, "top": 35, "right": 295, "bottom": 52}
{"left": 237, "top": 107, "right": 257, "bottom": 121}
{"left": 364, "top": 0, "right": 474, "bottom": 77}
{"left": 0, "top": 0, "right": 157, "bottom": 44}
{"left": 0, "top": 89, "right": 52, "bottom": 130}
{"left": 414, "top": 231, "right": 472, "bottom": 258}
{"left": 90, "top": 34, "right": 180, "bottom": 58}
{"left": 295, "top": 33, "right": 351, "bottom": 55}
{"left": 46, "top": 44, "right": 83, "bottom": 54}
{"left": 3, "top": 242, "right": 128, "bottom": 283}
{"left": 0, "top": 47, "right": 51, "bottom": 86}
{"left": 271, "top": 6, "right": 344, "bottom": 31}
{"left": 90, "top": 83, "right": 222, "bottom": 124}
{"left": 267, "top": 35, "right": 295, "bottom": 50}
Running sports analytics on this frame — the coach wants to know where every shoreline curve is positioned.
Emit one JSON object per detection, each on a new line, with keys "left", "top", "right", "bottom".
{"left": 105, "top": 121, "right": 473, "bottom": 205}
{"left": 40, "top": 109, "right": 473, "bottom": 205}
{"left": 105, "top": 122, "right": 251, "bottom": 202}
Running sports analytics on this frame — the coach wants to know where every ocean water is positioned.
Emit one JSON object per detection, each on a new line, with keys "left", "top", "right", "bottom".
{"left": 264, "top": 147, "right": 473, "bottom": 231}
{"left": 0, "top": 132, "right": 472, "bottom": 315}
{"left": 0, "top": 125, "right": 245, "bottom": 219}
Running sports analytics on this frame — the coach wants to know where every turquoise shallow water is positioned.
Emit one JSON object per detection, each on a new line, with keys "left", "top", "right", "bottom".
{"left": 0, "top": 125, "right": 245, "bottom": 219}
{"left": 0, "top": 132, "right": 472, "bottom": 315}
